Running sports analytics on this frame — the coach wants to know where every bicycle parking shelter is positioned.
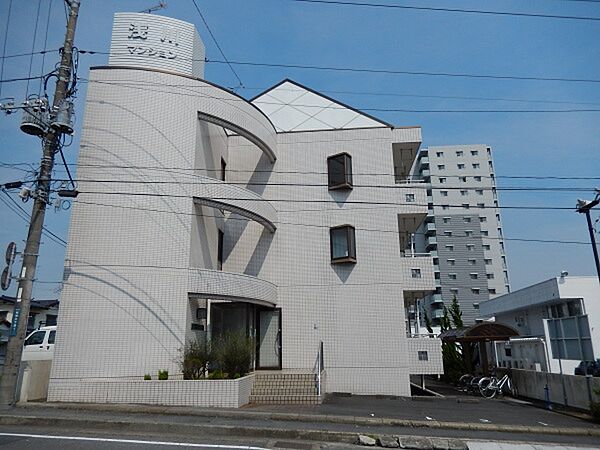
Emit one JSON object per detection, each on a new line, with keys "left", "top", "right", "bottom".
{"left": 439, "top": 323, "right": 519, "bottom": 375}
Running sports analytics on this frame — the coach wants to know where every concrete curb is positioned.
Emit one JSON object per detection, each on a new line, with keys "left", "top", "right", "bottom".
{"left": 12, "top": 402, "right": 600, "bottom": 437}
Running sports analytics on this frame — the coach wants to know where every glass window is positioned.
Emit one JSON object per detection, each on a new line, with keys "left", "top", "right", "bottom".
{"left": 442, "top": 217, "right": 451, "bottom": 223}
{"left": 447, "top": 259, "right": 455, "bottom": 265}
{"left": 474, "top": 176, "right": 482, "bottom": 182}
{"left": 462, "top": 203, "right": 470, "bottom": 209}
{"left": 439, "top": 177, "right": 446, "bottom": 183}
{"left": 477, "top": 203, "right": 485, "bottom": 209}
{"left": 220, "top": 157, "right": 226, "bottom": 182}
{"left": 489, "top": 288, "right": 496, "bottom": 294}
{"left": 460, "top": 177, "right": 467, "bottom": 182}
{"left": 468, "top": 259, "right": 476, "bottom": 265}
{"left": 330, "top": 225, "right": 356, "bottom": 263}
{"left": 48, "top": 330, "right": 56, "bottom": 344}
{"left": 418, "top": 351, "right": 429, "bottom": 361}
{"left": 472, "top": 288, "right": 480, "bottom": 294}
{"left": 465, "top": 230, "right": 473, "bottom": 237}
{"left": 470, "top": 273, "right": 478, "bottom": 279}
{"left": 405, "top": 193, "right": 415, "bottom": 203}
{"left": 476, "top": 189, "right": 483, "bottom": 195}
{"left": 445, "top": 245, "right": 454, "bottom": 251}
{"left": 466, "top": 244, "right": 475, "bottom": 251}
{"left": 45, "top": 314, "right": 57, "bottom": 326}
{"left": 25, "top": 331, "right": 45, "bottom": 346}
{"left": 438, "top": 164, "right": 445, "bottom": 170}
{"left": 463, "top": 217, "right": 471, "bottom": 223}
{"left": 460, "top": 190, "right": 468, "bottom": 196}
{"left": 473, "top": 163, "right": 480, "bottom": 169}
{"left": 327, "top": 153, "right": 353, "bottom": 189}
{"left": 444, "top": 231, "right": 452, "bottom": 236}
{"left": 442, "top": 205, "right": 450, "bottom": 210}
{"left": 456, "top": 151, "right": 463, "bottom": 156}
{"left": 480, "top": 216, "right": 487, "bottom": 223}
{"left": 441, "top": 191, "right": 448, "bottom": 197}
{"left": 436, "top": 152, "right": 444, "bottom": 157}
{"left": 481, "top": 230, "right": 488, "bottom": 236}
{"left": 483, "top": 244, "right": 491, "bottom": 250}
{"left": 450, "top": 288, "right": 459, "bottom": 294}
{"left": 411, "top": 268, "right": 422, "bottom": 278}
{"left": 457, "top": 164, "right": 465, "bottom": 170}
{"left": 487, "top": 273, "right": 494, "bottom": 279}
{"left": 567, "top": 300, "right": 583, "bottom": 317}
{"left": 448, "top": 273, "right": 457, "bottom": 280}
{"left": 485, "top": 259, "right": 492, "bottom": 265}
{"left": 471, "top": 150, "right": 479, "bottom": 156}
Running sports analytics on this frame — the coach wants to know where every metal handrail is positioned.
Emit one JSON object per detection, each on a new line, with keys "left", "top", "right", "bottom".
{"left": 314, "top": 341, "right": 324, "bottom": 397}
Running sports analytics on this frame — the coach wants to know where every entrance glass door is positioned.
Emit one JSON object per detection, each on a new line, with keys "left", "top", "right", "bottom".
{"left": 257, "top": 309, "right": 281, "bottom": 369}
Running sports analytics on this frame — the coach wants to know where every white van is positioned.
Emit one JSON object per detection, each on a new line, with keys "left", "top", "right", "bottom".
{"left": 22, "top": 326, "right": 56, "bottom": 361}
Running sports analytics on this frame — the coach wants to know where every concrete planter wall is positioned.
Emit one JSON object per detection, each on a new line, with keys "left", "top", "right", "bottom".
{"left": 48, "top": 373, "right": 255, "bottom": 408}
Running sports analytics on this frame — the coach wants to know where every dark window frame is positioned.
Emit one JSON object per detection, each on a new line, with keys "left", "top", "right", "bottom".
{"left": 327, "top": 152, "right": 353, "bottom": 190}
{"left": 330, "top": 224, "right": 356, "bottom": 264}
{"left": 217, "top": 229, "right": 224, "bottom": 270}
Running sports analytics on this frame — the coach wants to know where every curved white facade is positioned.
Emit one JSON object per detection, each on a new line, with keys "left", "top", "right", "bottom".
{"left": 49, "top": 14, "right": 440, "bottom": 404}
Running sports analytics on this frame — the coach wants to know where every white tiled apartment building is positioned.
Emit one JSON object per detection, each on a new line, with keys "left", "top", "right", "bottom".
{"left": 47, "top": 13, "right": 442, "bottom": 404}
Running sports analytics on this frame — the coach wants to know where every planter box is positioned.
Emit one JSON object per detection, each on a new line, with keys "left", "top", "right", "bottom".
{"left": 47, "top": 373, "right": 255, "bottom": 408}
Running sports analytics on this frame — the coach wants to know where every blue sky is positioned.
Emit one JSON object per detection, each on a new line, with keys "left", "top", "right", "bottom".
{"left": 1, "top": 0, "right": 599, "bottom": 300}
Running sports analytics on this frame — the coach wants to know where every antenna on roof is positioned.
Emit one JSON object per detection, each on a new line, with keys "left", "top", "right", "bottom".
{"left": 139, "top": 2, "right": 167, "bottom": 14}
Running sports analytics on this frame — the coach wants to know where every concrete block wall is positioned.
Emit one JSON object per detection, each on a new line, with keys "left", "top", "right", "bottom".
{"left": 406, "top": 338, "right": 443, "bottom": 375}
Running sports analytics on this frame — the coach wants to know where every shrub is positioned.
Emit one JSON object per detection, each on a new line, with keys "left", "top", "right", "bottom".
{"left": 207, "top": 369, "right": 226, "bottom": 379}
{"left": 179, "top": 338, "right": 212, "bottom": 380}
{"left": 143, "top": 374, "right": 151, "bottom": 380}
{"left": 213, "top": 332, "right": 254, "bottom": 379}
{"left": 158, "top": 369, "right": 169, "bottom": 380}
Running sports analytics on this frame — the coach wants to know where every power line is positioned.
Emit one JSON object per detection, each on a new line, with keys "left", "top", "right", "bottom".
{"left": 0, "top": 0, "right": 13, "bottom": 97}
{"left": 0, "top": 191, "right": 67, "bottom": 247}
{"left": 206, "top": 58, "right": 600, "bottom": 84}
{"left": 73, "top": 77, "right": 600, "bottom": 119}
{"left": 0, "top": 74, "right": 48, "bottom": 84}
{"left": 78, "top": 53, "right": 600, "bottom": 85}
{"left": 71, "top": 197, "right": 591, "bottom": 246}
{"left": 189, "top": 0, "right": 244, "bottom": 88}
{"left": 25, "top": 0, "right": 43, "bottom": 96}
{"left": 16, "top": 161, "right": 598, "bottom": 181}
{"left": 71, "top": 189, "right": 577, "bottom": 210}
{"left": 50, "top": 177, "right": 598, "bottom": 192}
{"left": 0, "top": 49, "right": 57, "bottom": 60}
{"left": 284, "top": 0, "right": 600, "bottom": 22}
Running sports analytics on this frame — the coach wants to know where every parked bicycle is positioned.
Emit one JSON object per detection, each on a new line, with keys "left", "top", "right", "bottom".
{"left": 458, "top": 373, "right": 483, "bottom": 395}
{"left": 478, "top": 372, "right": 514, "bottom": 398}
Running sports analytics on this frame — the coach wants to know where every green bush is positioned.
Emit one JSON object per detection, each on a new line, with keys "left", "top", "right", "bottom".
{"left": 213, "top": 332, "right": 254, "bottom": 379}
{"left": 158, "top": 369, "right": 169, "bottom": 380}
{"left": 207, "top": 369, "right": 226, "bottom": 379}
{"left": 143, "top": 374, "right": 151, "bottom": 380}
{"left": 179, "top": 338, "right": 212, "bottom": 380}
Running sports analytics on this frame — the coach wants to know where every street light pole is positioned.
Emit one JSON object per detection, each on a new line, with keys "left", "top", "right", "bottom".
{"left": 0, "top": 0, "right": 80, "bottom": 406}
{"left": 576, "top": 190, "right": 600, "bottom": 285}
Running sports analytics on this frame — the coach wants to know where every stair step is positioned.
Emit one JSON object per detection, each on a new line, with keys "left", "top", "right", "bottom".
{"left": 251, "top": 388, "right": 317, "bottom": 395}
{"left": 249, "top": 394, "right": 322, "bottom": 405}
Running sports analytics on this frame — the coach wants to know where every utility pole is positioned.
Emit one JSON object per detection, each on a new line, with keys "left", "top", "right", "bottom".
{"left": 0, "top": 0, "right": 80, "bottom": 406}
{"left": 576, "top": 190, "right": 600, "bottom": 285}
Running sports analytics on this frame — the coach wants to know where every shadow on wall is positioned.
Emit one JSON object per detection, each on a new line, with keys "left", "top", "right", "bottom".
{"left": 332, "top": 262, "right": 355, "bottom": 283}
{"left": 243, "top": 228, "right": 274, "bottom": 277}
{"left": 328, "top": 188, "right": 352, "bottom": 207}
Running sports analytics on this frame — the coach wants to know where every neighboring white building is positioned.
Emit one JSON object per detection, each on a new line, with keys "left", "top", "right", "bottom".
{"left": 479, "top": 275, "right": 599, "bottom": 374}
{"left": 47, "top": 13, "right": 442, "bottom": 404}
{"left": 413, "top": 145, "right": 510, "bottom": 326}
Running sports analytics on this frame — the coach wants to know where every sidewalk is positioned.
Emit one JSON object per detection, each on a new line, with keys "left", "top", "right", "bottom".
{"left": 0, "top": 396, "right": 596, "bottom": 447}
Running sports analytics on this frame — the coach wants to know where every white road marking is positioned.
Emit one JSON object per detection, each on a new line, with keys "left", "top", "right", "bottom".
{"left": 538, "top": 421, "right": 549, "bottom": 426}
{"left": 479, "top": 418, "right": 491, "bottom": 423}
{"left": 0, "top": 433, "right": 271, "bottom": 449}
{"left": 425, "top": 416, "right": 434, "bottom": 421}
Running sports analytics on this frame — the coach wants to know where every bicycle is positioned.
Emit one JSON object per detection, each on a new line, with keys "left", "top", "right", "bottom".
{"left": 458, "top": 373, "right": 483, "bottom": 395}
{"left": 478, "top": 373, "right": 515, "bottom": 398}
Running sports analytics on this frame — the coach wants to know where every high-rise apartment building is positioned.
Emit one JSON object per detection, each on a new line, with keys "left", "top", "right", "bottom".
{"left": 414, "top": 145, "right": 510, "bottom": 325}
